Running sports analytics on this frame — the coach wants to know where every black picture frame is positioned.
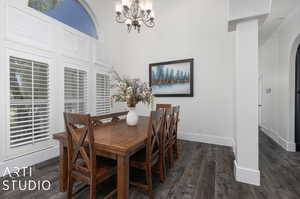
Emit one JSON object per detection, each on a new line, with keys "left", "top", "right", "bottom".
{"left": 149, "top": 58, "right": 194, "bottom": 97}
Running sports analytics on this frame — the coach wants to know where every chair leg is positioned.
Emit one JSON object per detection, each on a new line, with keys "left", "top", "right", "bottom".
{"left": 159, "top": 156, "right": 165, "bottom": 183}
{"left": 174, "top": 141, "right": 179, "bottom": 160}
{"left": 163, "top": 152, "right": 168, "bottom": 181}
{"left": 67, "top": 174, "right": 73, "bottom": 199}
{"left": 145, "top": 165, "right": 154, "bottom": 199}
{"left": 168, "top": 147, "right": 174, "bottom": 168}
{"left": 90, "top": 182, "right": 97, "bottom": 199}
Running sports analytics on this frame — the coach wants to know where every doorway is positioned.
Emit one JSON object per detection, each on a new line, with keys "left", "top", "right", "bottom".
{"left": 295, "top": 45, "right": 300, "bottom": 151}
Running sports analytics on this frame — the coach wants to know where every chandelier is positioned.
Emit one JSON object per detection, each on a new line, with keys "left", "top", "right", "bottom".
{"left": 115, "top": 0, "right": 155, "bottom": 33}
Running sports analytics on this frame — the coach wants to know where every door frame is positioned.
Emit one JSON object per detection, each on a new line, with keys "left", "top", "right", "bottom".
{"left": 294, "top": 45, "right": 300, "bottom": 151}
{"left": 286, "top": 34, "right": 300, "bottom": 152}
{"left": 258, "top": 73, "right": 263, "bottom": 128}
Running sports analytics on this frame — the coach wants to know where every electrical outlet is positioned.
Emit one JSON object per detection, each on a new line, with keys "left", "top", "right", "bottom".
{"left": 266, "top": 88, "right": 272, "bottom": 94}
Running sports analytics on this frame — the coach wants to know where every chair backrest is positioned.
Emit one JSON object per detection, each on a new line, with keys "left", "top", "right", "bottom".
{"left": 156, "top": 104, "right": 171, "bottom": 111}
{"left": 91, "top": 111, "right": 129, "bottom": 127}
{"left": 162, "top": 108, "right": 173, "bottom": 150}
{"left": 64, "top": 112, "right": 96, "bottom": 176}
{"left": 171, "top": 106, "right": 180, "bottom": 139}
{"left": 146, "top": 109, "right": 165, "bottom": 162}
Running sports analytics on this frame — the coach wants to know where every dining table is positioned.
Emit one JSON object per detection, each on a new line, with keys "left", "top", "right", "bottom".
{"left": 53, "top": 116, "right": 149, "bottom": 199}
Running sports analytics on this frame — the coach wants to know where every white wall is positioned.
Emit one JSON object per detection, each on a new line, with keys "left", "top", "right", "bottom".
{"left": 0, "top": 0, "right": 110, "bottom": 175}
{"left": 93, "top": 0, "right": 236, "bottom": 146}
{"left": 259, "top": 4, "right": 300, "bottom": 151}
{"left": 259, "top": 33, "right": 282, "bottom": 145}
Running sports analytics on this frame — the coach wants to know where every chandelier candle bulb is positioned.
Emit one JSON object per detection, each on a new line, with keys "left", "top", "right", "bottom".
{"left": 150, "top": 11, "right": 155, "bottom": 18}
{"left": 140, "top": 2, "right": 145, "bottom": 12}
{"left": 122, "top": 0, "right": 129, "bottom": 7}
{"left": 115, "top": 3, "right": 122, "bottom": 13}
{"left": 145, "top": 1, "right": 152, "bottom": 11}
{"left": 126, "top": 19, "right": 131, "bottom": 24}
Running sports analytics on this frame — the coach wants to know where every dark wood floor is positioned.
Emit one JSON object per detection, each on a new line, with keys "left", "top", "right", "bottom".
{"left": 1, "top": 131, "right": 300, "bottom": 199}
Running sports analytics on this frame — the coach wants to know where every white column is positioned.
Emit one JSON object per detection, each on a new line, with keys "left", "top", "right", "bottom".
{"left": 234, "top": 19, "right": 260, "bottom": 186}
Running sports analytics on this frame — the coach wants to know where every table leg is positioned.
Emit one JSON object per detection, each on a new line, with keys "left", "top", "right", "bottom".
{"left": 59, "top": 142, "right": 68, "bottom": 192}
{"left": 117, "top": 154, "right": 129, "bottom": 199}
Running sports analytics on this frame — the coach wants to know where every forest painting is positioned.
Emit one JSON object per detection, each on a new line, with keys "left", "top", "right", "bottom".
{"left": 149, "top": 59, "right": 194, "bottom": 97}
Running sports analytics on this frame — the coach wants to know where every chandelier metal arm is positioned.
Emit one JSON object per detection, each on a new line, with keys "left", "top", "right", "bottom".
{"left": 116, "top": 13, "right": 126, "bottom": 23}
{"left": 143, "top": 20, "right": 155, "bottom": 28}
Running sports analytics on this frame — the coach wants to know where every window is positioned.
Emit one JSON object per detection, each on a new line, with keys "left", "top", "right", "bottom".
{"left": 64, "top": 67, "right": 88, "bottom": 113}
{"left": 96, "top": 73, "right": 110, "bottom": 115}
{"left": 9, "top": 56, "right": 50, "bottom": 148}
{"left": 28, "top": 0, "right": 98, "bottom": 39}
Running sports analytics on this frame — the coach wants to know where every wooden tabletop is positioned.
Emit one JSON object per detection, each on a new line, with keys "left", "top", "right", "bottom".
{"left": 53, "top": 116, "right": 149, "bottom": 154}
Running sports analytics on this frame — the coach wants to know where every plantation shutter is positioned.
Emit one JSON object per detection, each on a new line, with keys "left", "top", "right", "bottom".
{"left": 64, "top": 67, "right": 88, "bottom": 113}
{"left": 9, "top": 56, "right": 50, "bottom": 148}
{"left": 96, "top": 73, "right": 110, "bottom": 115}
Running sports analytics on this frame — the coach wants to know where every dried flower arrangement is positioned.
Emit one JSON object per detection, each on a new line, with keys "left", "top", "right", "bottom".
{"left": 110, "top": 69, "right": 154, "bottom": 108}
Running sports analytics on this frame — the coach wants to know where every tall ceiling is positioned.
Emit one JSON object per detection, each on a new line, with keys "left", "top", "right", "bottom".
{"left": 260, "top": 0, "right": 300, "bottom": 44}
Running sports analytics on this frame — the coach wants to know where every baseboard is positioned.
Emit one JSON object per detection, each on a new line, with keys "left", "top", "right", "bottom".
{"left": 234, "top": 160, "right": 260, "bottom": 186}
{"left": 260, "top": 125, "right": 296, "bottom": 152}
{"left": 0, "top": 146, "right": 59, "bottom": 177}
{"left": 232, "top": 139, "right": 237, "bottom": 157}
{"left": 178, "top": 132, "right": 234, "bottom": 147}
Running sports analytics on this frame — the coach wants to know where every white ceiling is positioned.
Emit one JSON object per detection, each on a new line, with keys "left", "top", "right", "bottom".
{"left": 260, "top": 0, "right": 300, "bottom": 44}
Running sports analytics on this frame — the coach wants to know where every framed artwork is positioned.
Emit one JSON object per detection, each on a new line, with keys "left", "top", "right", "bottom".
{"left": 149, "top": 58, "right": 194, "bottom": 97}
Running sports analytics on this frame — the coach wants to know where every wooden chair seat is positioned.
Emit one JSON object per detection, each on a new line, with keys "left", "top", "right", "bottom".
{"left": 130, "top": 148, "right": 160, "bottom": 169}
{"left": 72, "top": 158, "right": 117, "bottom": 185}
{"left": 130, "top": 149, "right": 146, "bottom": 163}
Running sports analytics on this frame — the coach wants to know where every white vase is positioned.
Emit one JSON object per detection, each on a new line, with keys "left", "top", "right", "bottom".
{"left": 126, "top": 107, "right": 139, "bottom": 126}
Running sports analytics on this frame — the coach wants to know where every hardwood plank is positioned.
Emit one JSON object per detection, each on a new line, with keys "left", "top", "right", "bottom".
{"left": 193, "top": 144, "right": 216, "bottom": 199}
{"left": 153, "top": 141, "right": 198, "bottom": 198}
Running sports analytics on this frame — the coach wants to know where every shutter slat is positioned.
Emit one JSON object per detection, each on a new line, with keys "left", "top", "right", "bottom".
{"left": 10, "top": 140, "right": 34, "bottom": 148}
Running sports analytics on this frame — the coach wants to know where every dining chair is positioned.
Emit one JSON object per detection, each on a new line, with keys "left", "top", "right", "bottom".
{"left": 170, "top": 106, "right": 180, "bottom": 161}
{"left": 64, "top": 112, "right": 117, "bottom": 199}
{"left": 156, "top": 104, "right": 171, "bottom": 111}
{"left": 161, "top": 106, "right": 180, "bottom": 172}
{"left": 163, "top": 108, "right": 175, "bottom": 170}
{"left": 129, "top": 109, "right": 166, "bottom": 199}
{"left": 155, "top": 104, "right": 174, "bottom": 180}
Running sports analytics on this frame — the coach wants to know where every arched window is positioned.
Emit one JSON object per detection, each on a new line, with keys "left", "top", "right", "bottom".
{"left": 28, "top": 0, "right": 98, "bottom": 39}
